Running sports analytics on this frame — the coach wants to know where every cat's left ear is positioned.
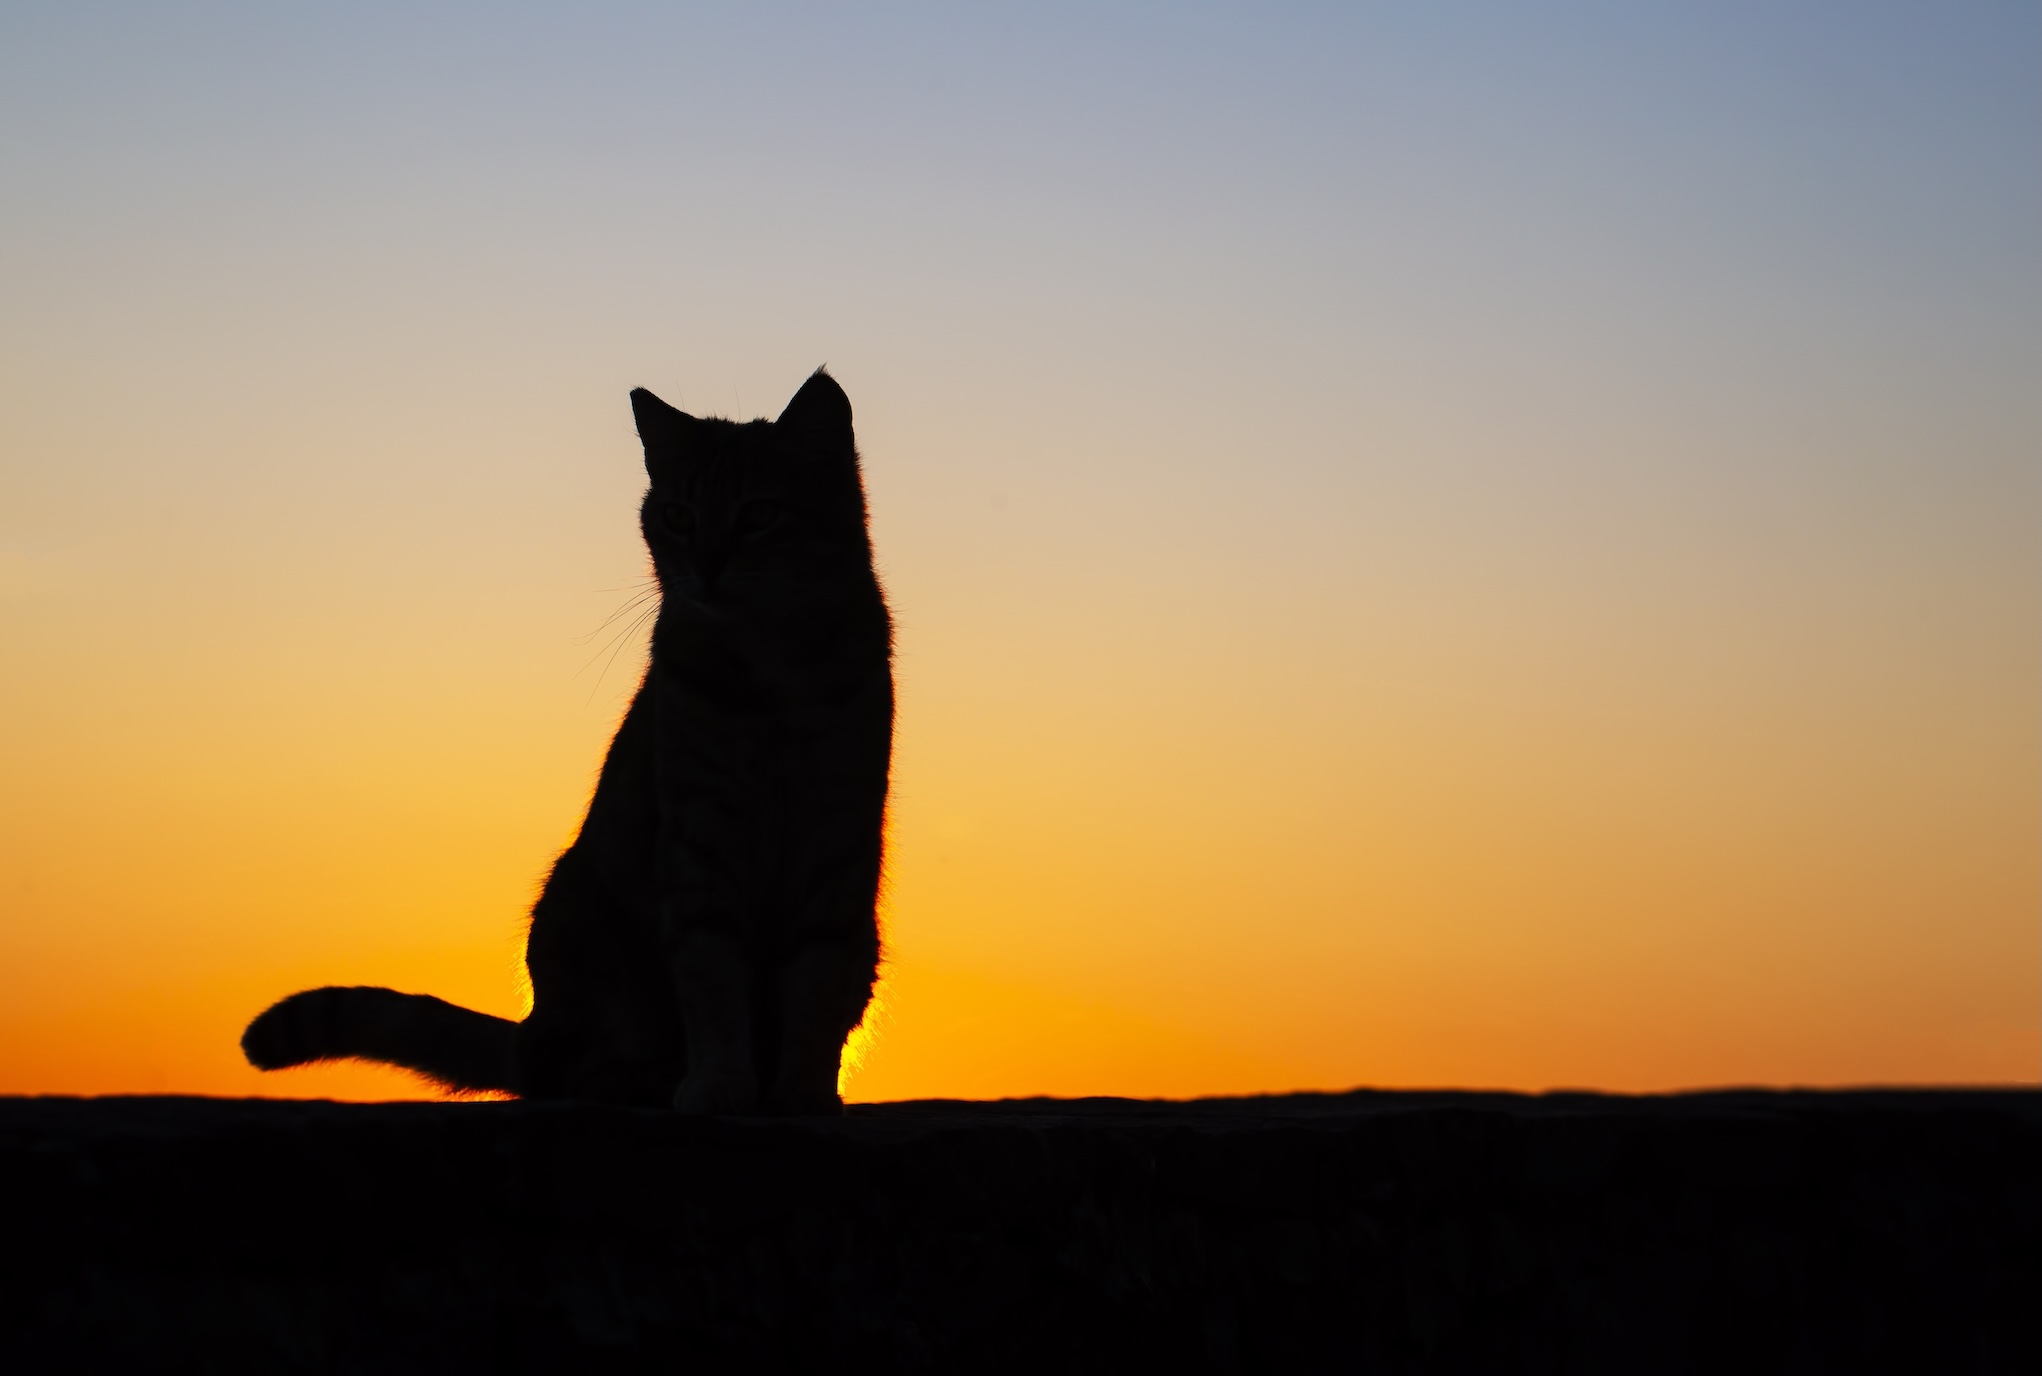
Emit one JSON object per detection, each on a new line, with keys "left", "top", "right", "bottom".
{"left": 775, "top": 369, "right": 854, "bottom": 457}
{"left": 631, "top": 387, "right": 698, "bottom": 475}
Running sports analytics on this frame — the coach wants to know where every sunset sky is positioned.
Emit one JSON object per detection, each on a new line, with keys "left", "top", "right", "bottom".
{"left": 1, "top": 2, "right": 2035, "bottom": 1101}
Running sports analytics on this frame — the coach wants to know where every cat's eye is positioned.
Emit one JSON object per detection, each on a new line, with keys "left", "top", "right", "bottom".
{"left": 661, "top": 504, "right": 694, "bottom": 537}
{"left": 735, "top": 501, "right": 783, "bottom": 535}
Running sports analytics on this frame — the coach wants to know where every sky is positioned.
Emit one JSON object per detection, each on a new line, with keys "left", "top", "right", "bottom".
{"left": 0, "top": 1, "right": 2035, "bottom": 1101}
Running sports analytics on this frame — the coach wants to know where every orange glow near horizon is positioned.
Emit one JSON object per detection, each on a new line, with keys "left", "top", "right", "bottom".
{"left": 2, "top": 558, "right": 2032, "bottom": 1104}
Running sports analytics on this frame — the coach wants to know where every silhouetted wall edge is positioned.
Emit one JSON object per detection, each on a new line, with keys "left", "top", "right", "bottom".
{"left": 3, "top": 1089, "right": 2037, "bottom": 1372}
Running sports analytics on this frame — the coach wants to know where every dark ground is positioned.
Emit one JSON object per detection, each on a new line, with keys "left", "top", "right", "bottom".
{"left": 2, "top": 1087, "right": 2036, "bottom": 1372}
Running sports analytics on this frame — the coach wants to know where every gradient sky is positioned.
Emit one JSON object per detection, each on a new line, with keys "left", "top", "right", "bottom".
{"left": 1, "top": 2, "right": 2036, "bottom": 1101}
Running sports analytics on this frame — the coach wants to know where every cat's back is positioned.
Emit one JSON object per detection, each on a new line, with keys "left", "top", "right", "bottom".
{"left": 568, "top": 675, "right": 662, "bottom": 904}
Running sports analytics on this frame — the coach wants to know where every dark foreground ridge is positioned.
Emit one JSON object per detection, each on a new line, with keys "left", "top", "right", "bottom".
{"left": 3, "top": 1088, "right": 2037, "bottom": 1372}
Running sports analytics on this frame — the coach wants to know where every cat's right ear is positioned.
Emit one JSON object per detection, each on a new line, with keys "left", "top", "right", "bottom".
{"left": 630, "top": 388, "right": 698, "bottom": 474}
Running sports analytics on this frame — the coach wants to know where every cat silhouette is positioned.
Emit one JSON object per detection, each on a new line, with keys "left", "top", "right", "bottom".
{"left": 244, "top": 370, "right": 891, "bottom": 1115}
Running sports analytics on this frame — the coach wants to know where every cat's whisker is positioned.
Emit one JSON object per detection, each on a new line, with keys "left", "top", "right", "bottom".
{"left": 581, "top": 616, "right": 655, "bottom": 704}
{"left": 577, "top": 601, "right": 656, "bottom": 646}
{"left": 577, "top": 601, "right": 661, "bottom": 702}
{"left": 574, "top": 603, "right": 657, "bottom": 685}
{"left": 575, "top": 584, "right": 661, "bottom": 643}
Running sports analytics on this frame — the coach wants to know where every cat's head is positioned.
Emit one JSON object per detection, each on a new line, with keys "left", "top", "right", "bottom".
{"left": 631, "top": 370, "right": 874, "bottom": 615}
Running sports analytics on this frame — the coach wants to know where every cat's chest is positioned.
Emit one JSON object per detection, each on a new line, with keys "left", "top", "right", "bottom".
{"left": 652, "top": 645, "right": 886, "bottom": 775}
{"left": 658, "top": 617, "right": 883, "bottom": 715}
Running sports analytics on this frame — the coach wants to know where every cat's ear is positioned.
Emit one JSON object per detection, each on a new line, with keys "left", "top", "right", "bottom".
{"left": 630, "top": 387, "right": 698, "bottom": 473}
{"left": 775, "top": 368, "right": 854, "bottom": 456}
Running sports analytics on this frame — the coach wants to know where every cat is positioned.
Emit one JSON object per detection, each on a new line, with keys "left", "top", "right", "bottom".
{"left": 242, "top": 369, "right": 892, "bottom": 1116}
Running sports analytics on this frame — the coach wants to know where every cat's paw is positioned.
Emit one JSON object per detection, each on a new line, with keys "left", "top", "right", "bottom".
{"left": 766, "top": 1089, "right": 845, "bottom": 1118}
{"left": 671, "top": 1071, "right": 758, "bottom": 1117}
{"left": 763, "top": 1073, "right": 846, "bottom": 1118}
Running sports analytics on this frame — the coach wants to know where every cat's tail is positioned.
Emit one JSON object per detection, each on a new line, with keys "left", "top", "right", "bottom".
{"left": 241, "top": 986, "right": 518, "bottom": 1094}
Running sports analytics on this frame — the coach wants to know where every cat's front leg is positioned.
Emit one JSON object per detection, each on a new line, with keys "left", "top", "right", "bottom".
{"left": 664, "top": 921, "right": 760, "bottom": 1115}
{"left": 766, "top": 934, "right": 878, "bottom": 1116}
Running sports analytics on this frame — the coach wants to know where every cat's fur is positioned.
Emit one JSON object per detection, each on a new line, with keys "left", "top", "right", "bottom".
{"left": 243, "top": 370, "right": 891, "bottom": 1115}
